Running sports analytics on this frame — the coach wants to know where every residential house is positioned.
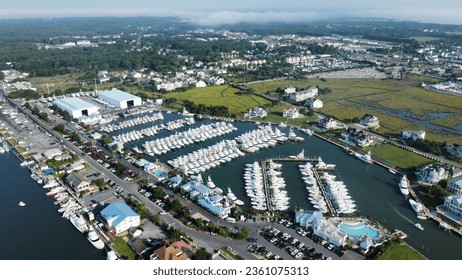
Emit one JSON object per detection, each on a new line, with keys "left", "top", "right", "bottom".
{"left": 205, "top": 76, "right": 225, "bottom": 85}
{"left": 198, "top": 194, "right": 232, "bottom": 219}
{"left": 288, "top": 87, "right": 318, "bottom": 102}
{"left": 282, "top": 107, "right": 300, "bottom": 119}
{"left": 284, "top": 86, "right": 297, "bottom": 94}
{"left": 244, "top": 107, "right": 267, "bottom": 118}
{"left": 305, "top": 98, "right": 324, "bottom": 109}
{"left": 415, "top": 165, "right": 450, "bottom": 185}
{"left": 66, "top": 172, "right": 90, "bottom": 192}
{"left": 402, "top": 130, "right": 426, "bottom": 141}
{"left": 97, "top": 70, "right": 111, "bottom": 83}
{"left": 66, "top": 161, "right": 86, "bottom": 174}
{"left": 340, "top": 127, "right": 373, "bottom": 147}
{"left": 99, "top": 203, "right": 141, "bottom": 236}
{"left": 130, "top": 71, "right": 142, "bottom": 79}
{"left": 151, "top": 240, "right": 195, "bottom": 260}
{"left": 195, "top": 80, "right": 207, "bottom": 88}
{"left": 319, "top": 117, "right": 337, "bottom": 130}
{"left": 447, "top": 144, "right": 462, "bottom": 159}
{"left": 128, "top": 238, "right": 152, "bottom": 258}
{"left": 447, "top": 177, "right": 462, "bottom": 194}
{"left": 359, "top": 114, "right": 380, "bottom": 129}
{"left": 42, "top": 148, "right": 63, "bottom": 160}
{"left": 443, "top": 194, "right": 462, "bottom": 220}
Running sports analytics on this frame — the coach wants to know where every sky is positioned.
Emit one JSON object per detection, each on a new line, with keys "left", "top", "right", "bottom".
{"left": 1, "top": 0, "right": 462, "bottom": 25}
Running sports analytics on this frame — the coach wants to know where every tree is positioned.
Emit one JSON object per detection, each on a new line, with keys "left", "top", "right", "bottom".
{"left": 24, "top": 102, "right": 31, "bottom": 110}
{"left": 55, "top": 123, "right": 65, "bottom": 133}
{"left": 192, "top": 248, "right": 211, "bottom": 260}
{"left": 170, "top": 198, "right": 183, "bottom": 213}
{"left": 70, "top": 131, "right": 81, "bottom": 143}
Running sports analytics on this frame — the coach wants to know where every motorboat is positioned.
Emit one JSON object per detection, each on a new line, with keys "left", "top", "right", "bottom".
{"left": 87, "top": 229, "right": 105, "bottom": 250}
{"left": 414, "top": 223, "right": 424, "bottom": 231}
{"left": 106, "top": 250, "right": 119, "bottom": 260}
{"left": 18, "top": 201, "right": 26, "bottom": 207}
{"left": 399, "top": 175, "right": 410, "bottom": 196}
{"left": 355, "top": 151, "right": 372, "bottom": 164}
{"left": 409, "top": 199, "right": 425, "bottom": 216}
{"left": 70, "top": 215, "right": 89, "bottom": 233}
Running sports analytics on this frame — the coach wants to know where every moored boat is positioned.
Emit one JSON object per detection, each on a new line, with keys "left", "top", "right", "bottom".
{"left": 399, "top": 175, "right": 410, "bottom": 196}
{"left": 87, "top": 229, "right": 105, "bottom": 250}
{"left": 354, "top": 151, "right": 372, "bottom": 164}
{"left": 70, "top": 215, "right": 89, "bottom": 233}
{"left": 414, "top": 223, "right": 424, "bottom": 230}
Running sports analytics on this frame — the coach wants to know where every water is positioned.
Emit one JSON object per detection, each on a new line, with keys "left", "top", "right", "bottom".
{"left": 121, "top": 112, "right": 462, "bottom": 259}
{"left": 339, "top": 222, "right": 380, "bottom": 239}
{"left": 0, "top": 153, "right": 104, "bottom": 260}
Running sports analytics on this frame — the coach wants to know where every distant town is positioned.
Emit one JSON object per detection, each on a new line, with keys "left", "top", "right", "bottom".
{"left": 1, "top": 17, "right": 462, "bottom": 260}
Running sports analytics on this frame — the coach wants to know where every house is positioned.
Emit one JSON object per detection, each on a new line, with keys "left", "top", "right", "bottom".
{"left": 443, "top": 194, "right": 462, "bottom": 220}
{"left": 447, "top": 144, "right": 462, "bottom": 159}
{"left": 180, "top": 180, "right": 215, "bottom": 198}
{"left": 42, "top": 148, "right": 63, "bottom": 160}
{"left": 282, "top": 107, "right": 300, "bottom": 119}
{"left": 447, "top": 177, "right": 462, "bottom": 194}
{"left": 97, "top": 70, "right": 111, "bottom": 83}
{"left": 198, "top": 194, "right": 232, "bottom": 219}
{"left": 66, "top": 161, "right": 85, "bottom": 174}
{"left": 155, "top": 99, "right": 163, "bottom": 105}
{"left": 66, "top": 172, "right": 91, "bottom": 192}
{"left": 195, "top": 80, "right": 207, "bottom": 88}
{"left": 205, "top": 76, "right": 225, "bottom": 85}
{"left": 288, "top": 87, "right": 318, "bottom": 102}
{"left": 359, "top": 114, "right": 380, "bottom": 129}
{"left": 244, "top": 107, "right": 267, "bottom": 118}
{"left": 284, "top": 86, "right": 297, "bottom": 94}
{"left": 402, "top": 130, "right": 426, "bottom": 141}
{"left": 415, "top": 165, "right": 450, "bottom": 186}
{"left": 305, "top": 98, "right": 324, "bottom": 109}
{"left": 295, "top": 210, "right": 347, "bottom": 247}
{"left": 340, "top": 128, "right": 373, "bottom": 147}
{"left": 151, "top": 240, "right": 195, "bottom": 260}
{"left": 319, "top": 117, "right": 337, "bottom": 130}
{"left": 130, "top": 71, "right": 142, "bottom": 79}
{"left": 127, "top": 238, "right": 152, "bottom": 258}
{"left": 99, "top": 203, "right": 141, "bottom": 236}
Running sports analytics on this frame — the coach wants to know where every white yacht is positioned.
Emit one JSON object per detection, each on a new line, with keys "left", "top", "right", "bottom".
{"left": 409, "top": 199, "right": 426, "bottom": 219}
{"left": 70, "top": 215, "right": 89, "bottom": 233}
{"left": 87, "top": 229, "right": 105, "bottom": 250}
{"left": 106, "top": 250, "right": 119, "bottom": 260}
{"left": 18, "top": 201, "right": 26, "bottom": 207}
{"left": 414, "top": 223, "right": 424, "bottom": 231}
{"left": 355, "top": 151, "right": 372, "bottom": 164}
{"left": 399, "top": 175, "right": 410, "bottom": 196}
{"left": 227, "top": 188, "right": 244, "bottom": 206}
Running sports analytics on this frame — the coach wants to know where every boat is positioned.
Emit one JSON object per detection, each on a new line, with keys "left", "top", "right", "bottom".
{"left": 414, "top": 223, "right": 424, "bottom": 230}
{"left": 399, "top": 175, "right": 410, "bottom": 196}
{"left": 87, "top": 229, "right": 105, "bottom": 250}
{"left": 2, "top": 141, "right": 10, "bottom": 152}
{"left": 181, "top": 107, "right": 194, "bottom": 117}
{"left": 106, "top": 250, "right": 119, "bottom": 260}
{"left": 18, "top": 201, "right": 26, "bottom": 207}
{"left": 227, "top": 188, "right": 244, "bottom": 206}
{"left": 354, "top": 151, "right": 372, "bottom": 164}
{"left": 409, "top": 199, "right": 425, "bottom": 216}
{"left": 70, "top": 215, "right": 89, "bottom": 233}
{"left": 30, "top": 173, "right": 43, "bottom": 185}
{"left": 388, "top": 169, "right": 397, "bottom": 174}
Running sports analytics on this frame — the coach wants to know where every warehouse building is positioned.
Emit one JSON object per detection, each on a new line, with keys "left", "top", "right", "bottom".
{"left": 53, "top": 97, "right": 99, "bottom": 119}
{"left": 98, "top": 89, "right": 142, "bottom": 109}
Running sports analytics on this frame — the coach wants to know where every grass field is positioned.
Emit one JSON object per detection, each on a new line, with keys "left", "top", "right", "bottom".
{"left": 163, "top": 85, "right": 272, "bottom": 116}
{"left": 113, "top": 237, "right": 136, "bottom": 260}
{"left": 410, "top": 36, "right": 442, "bottom": 43}
{"left": 365, "top": 144, "right": 434, "bottom": 169}
{"left": 377, "top": 242, "right": 427, "bottom": 260}
{"left": 431, "top": 115, "right": 462, "bottom": 129}
{"left": 29, "top": 74, "right": 121, "bottom": 94}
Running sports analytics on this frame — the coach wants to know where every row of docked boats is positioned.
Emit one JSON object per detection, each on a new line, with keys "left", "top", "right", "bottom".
{"left": 235, "top": 125, "right": 288, "bottom": 153}
{"left": 243, "top": 162, "right": 267, "bottom": 211}
{"left": 320, "top": 172, "right": 356, "bottom": 214}
{"left": 100, "top": 111, "right": 164, "bottom": 132}
{"left": 112, "top": 118, "right": 191, "bottom": 144}
{"left": 168, "top": 140, "right": 244, "bottom": 174}
{"left": 266, "top": 160, "right": 290, "bottom": 211}
{"left": 141, "top": 122, "right": 236, "bottom": 156}
{"left": 299, "top": 162, "right": 329, "bottom": 213}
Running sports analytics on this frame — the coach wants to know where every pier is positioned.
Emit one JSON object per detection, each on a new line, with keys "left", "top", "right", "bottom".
{"left": 311, "top": 169, "right": 336, "bottom": 214}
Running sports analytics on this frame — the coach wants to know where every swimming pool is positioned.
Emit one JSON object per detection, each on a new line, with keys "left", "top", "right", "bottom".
{"left": 154, "top": 170, "right": 167, "bottom": 177}
{"left": 339, "top": 222, "right": 380, "bottom": 239}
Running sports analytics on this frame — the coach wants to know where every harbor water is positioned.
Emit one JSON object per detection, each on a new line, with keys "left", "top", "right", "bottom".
{"left": 0, "top": 152, "right": 104, "bottom": 260}
{"left": 121, "top": 112, "right": 462, "bottom": 259}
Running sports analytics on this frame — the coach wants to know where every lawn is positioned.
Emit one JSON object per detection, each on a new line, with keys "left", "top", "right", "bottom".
{"left": 431, "top": 114, "right": 462, "bottom": 129}
{"left": 113, "top": 237, "right": 136, "bottom": 260}
{"left": 247, "top": 79, "right": 313, "bottom": 93}
{"left": 365, "top": 144, "right": 434, "bottom": 169}
{"left": 163, "top": 85, "right": 272, "bottom": 116}
{"left": 377, "top": 242, "right": 427, "bottom": 260}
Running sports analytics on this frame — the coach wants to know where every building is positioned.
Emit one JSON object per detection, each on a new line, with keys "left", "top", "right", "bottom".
{"left": 288, "top": 87, "right": 318, "bottom": 102}
{"left": 151, "top": 240, "right": 195, "bottom": 260}
{"left": 305, "top": 98, "right": 324, "bottom": 109}
{"left": 447, "top": 177, "right": 462, "bottom": 194}
{"left": 99, "top": 203, "right": 141, "bottom": 236}
{"left": 66, "top": 161, "right": 85, "bottom": 174}
{"left": 319, "top": 117, "right": 337, "bottom": 130}
{"left": 359, "top": 114, "right": 380, "bottom": 128}
{"left": 447, "top": 144, "right": 462, "bottom": 159}
{"left": 195, "top": 80, "right": 207, "bottom": 88}
{"left": 295, "top": 211, "right": 347, "bottom": 247}
{"left": 66, "top": 172, "right": 90, "bottom": 192}
{"left": 198, "top": 194, "right": 232, "bottom": 219}
{"left": 282, "top": 107, "right": 300, "bottom": 119}
{"left": 402, "top": 130, "right": 426, "bottom": 141}
{"left": 244, "top": 107, "right": 267, "bottom": 118}
{"left": 284, "top": 86, "right": 296, "bottom": 94}
{"left": 42, "top": 148, "right": 63, "bottom": 160}
{"left": 53, "top": 97, "right": 99, "bottom": 119}
{"left": 98, "top": 89, "right": 142, "bottom": 109}
{"left": 415, "top": 165, "right": 450, "bottom": 185}
{"left": 340, "top": 127, "right": 373, "bottom": 147}
{"left": 443, "top": 194, "right": 462, "bottom": 219}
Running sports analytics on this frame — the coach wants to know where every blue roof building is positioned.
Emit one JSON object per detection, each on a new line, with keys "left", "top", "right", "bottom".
{"left": 180, "top": 180, "right": 214, "bottom": 198}
{"left": 100, "top": 203, "right": 141, "bottom": 236}
{"left": 198, "top": 196, "right": 232, "bottom": 219}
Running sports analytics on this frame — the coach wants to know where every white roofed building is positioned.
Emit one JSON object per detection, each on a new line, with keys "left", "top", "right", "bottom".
{"left": 402, "top": 130, "right": 426, "bottom": 141}
{"left": 98, "top": 89, "right": 142, "bottom": 109}
{"left": 53, "top": 97, "right": 99, "bottom": 119}
{"left": 288, "top": 87, "right": 318, "bottom": 102}
{"left": 305, "top": 98, "right": 324, "bottom": 109}
{"left": 443, "top": 194, "right": 462, "bottom": 220}
{"left": 282, "top": 107, "right": 299, "bottom": 119}
{"left": 447, "top": 177, "right": 462, "bottom": 194}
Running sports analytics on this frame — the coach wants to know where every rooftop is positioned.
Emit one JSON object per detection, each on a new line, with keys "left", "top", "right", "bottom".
{"left": 98, "top": 89, "right": 141, "bottom": 102}
{"left": 53, "top": 97, "right": 98, "bottom": 112}
{"left": 100, "top": 203, "right": 139, "bottom": 227}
